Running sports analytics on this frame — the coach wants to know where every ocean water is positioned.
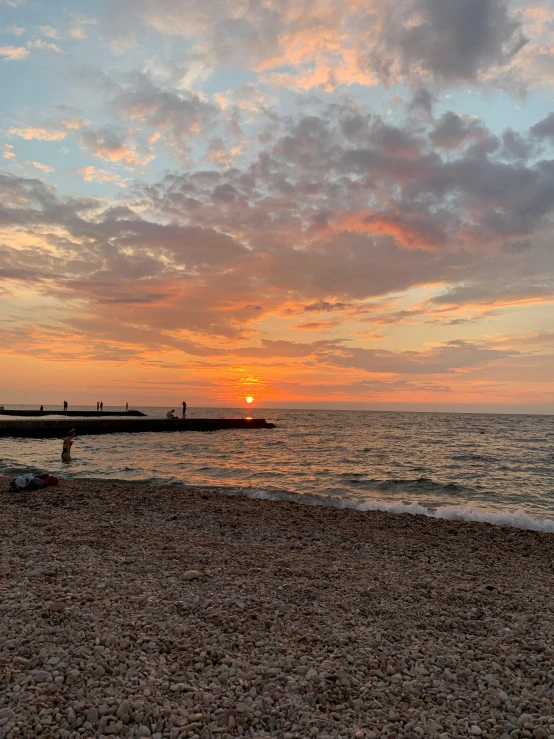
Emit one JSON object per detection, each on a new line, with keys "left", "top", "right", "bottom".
{"left": 1, "top": 406, "right": 553, "bottom": 531}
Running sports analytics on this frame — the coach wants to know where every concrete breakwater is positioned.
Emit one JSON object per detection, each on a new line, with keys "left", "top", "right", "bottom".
{"left": 0, "top": 409, "right": 146, "bottom": 417}
{"left": 0, "top": 417, "right": 276, "bottom": 438}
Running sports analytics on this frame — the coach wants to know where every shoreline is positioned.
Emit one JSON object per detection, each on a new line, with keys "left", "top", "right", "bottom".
{"left": 3, "top": 471, "right": 554, "bottom": 534}
{"left": 2, "top": 477, "right": 554, "bottom": 738}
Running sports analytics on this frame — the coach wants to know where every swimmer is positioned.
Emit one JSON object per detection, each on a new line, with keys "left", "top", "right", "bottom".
{"left": 61, "top": 429, "right": 76, "bottom": 462}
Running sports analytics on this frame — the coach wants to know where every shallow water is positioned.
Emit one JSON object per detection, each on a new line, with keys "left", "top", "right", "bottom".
{"left": 1, "top": 406, "right": 553, "bottom": 530}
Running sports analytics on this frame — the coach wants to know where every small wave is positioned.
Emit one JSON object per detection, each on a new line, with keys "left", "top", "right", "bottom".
{"left": 376, "top": 477, "right": 467, "bottom": 493}
{"left": 451, "top": 454, "right": 498, "bottom": 462}
{"left": 217, "top": 486, "right": 554, "bottom": 533}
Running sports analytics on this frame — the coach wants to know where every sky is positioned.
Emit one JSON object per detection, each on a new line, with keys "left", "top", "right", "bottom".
{"left": 0, "top": 0, "right": 553, "bottom": 411}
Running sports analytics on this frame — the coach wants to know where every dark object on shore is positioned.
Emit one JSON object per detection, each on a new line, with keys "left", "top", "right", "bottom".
{"left": 9, "top": 473, "right": 60, "bottom": 491}
{"left": 0, "top": 417, "right": 276, "bottom": 438}
{"left": 0, "top": 409, "right": 146, "bottom": 417}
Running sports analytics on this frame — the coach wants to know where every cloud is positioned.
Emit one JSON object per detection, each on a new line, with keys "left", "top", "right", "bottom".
{"left": 2, "top": 144, "right": 16, "bottom": 160}
{"left": 27, "top": 39, "right": 62, "bottom": 53}
{"left": 72, "top": 70, "right": 220, "bottom": 160}
{"left": 78, "top": 126, "right": 154, "bottom": 168}
{"left": 371, "top": 0, "right": 527, "bottom": 84}
{"left": 0, "top": 45, "right": 29, "bottom": 61}
{"left": 105, "top": 0, "right": 528, "bottom": 91}
{"left": 60, "top": 118, "right": 90, "bottom": 130}
{"left": 8, "top": 126, "right": 66, "bottom": 141}
{"left": 111, "top": 73, "right": 220, "bottom": 149}
{"left": 69, "top": 26, "right": 87, "bottom": 39}
{"left": 322, "top": 339, "right": 515, "bottom": 375}
{"left": 530, "top": 112, "right": 554, "bottom": 139}
{"left": 38, "top": 25, "right": 60, "bottom": 39}
{"left": 4, "top": 25, "right": 25, "bottom": 36}
{"left": 78, "top": 165, "right": 128, "bottom": 187}
{"left": 31, "top": 161, "right": 55, "bottom": 173}
{"left": 429, "top": 112, "right": 487, "bottom": 149}
{"left": 1, "top": 98, "right": 553, "bottom": 389}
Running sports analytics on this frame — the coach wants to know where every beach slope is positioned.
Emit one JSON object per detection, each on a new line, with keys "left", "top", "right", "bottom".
{"left": 1, "top": 478, "right": 554, "bottom": 739}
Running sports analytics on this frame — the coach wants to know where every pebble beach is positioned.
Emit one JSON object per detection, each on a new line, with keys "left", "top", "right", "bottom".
{"left": 1, "top": 477, "right": 554, "bottom": 739}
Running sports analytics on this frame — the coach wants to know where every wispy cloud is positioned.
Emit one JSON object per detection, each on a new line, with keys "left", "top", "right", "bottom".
{"left": 31, "top": 161, "right": 55, "bottom": 173}
{"left": 4, "top": 25, "right": 25, "bottom": 36}
{"left": 0, "top": 45, "right": 29, "bottom": 61}
{"left": 28, "top": 39, "right": 62, "bottom": 53}
{"left": 78, "top": 165, "right": 128, "bottom": 187}
{"left": 69, "top": 26, "right": 87, "bottom": 39}
{"left": 8, "top": 126, "right": 66, "bottom": 140}
{"left": 2, "top": 144, "right": 17, "bottom": 160}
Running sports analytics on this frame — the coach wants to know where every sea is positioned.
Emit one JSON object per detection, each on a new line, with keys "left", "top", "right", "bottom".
{"left": 1, "top": 406, "right": 553, "bottom": 532}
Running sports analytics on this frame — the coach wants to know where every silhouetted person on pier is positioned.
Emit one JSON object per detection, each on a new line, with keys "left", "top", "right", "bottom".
{"left": 182, "top": 401, "right": 187, "bottom": 418}
{"left": 126, "top": 402, "right": 129, "bottom": 412}
{"left": 63, "top": 400, "right": 68, "bottom": 411}
{"left": 96, "top": 402, "right": 100, "bottom": 412}
{"left": 61, "top": 429, "right": 75, "bottom": 462}
{"left": 40, "top": 405, "right": 43, "bottom": 412}
{"left": 166, "top": 409, "right": 176, "bottom": 419}
{"left": 100, "top": 401, "right": 103, "bottom": 412}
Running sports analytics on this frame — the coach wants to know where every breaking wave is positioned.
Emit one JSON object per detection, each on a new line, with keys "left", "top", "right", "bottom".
{"left": 215, "top": 485, "right": 554, "bottom": 533}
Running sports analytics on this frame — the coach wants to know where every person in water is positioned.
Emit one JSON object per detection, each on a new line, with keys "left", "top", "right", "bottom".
{"left": 61, "top": 429, "right": 75, "bottom": 462}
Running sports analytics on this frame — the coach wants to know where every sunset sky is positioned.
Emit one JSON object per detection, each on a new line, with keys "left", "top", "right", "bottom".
{"left": 1, "top": 0, "right": 553, "bottom": 411}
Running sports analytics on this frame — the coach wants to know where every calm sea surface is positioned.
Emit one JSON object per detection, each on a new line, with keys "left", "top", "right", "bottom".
{"left": 1, "top": 406, "right": 553, "bottom": 530}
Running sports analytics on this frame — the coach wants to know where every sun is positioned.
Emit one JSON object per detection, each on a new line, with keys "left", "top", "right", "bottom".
{"left": 245, "top": 396, "right": 254, "bottom": 404}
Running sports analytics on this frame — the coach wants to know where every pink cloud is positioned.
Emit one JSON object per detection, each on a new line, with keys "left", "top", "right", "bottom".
{"left": 0, "top": 45, "right": 29, "bottom": 61}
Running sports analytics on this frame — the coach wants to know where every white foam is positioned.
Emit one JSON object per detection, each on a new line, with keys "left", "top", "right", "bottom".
{"left": 220, "top": 487, "right": 554, "bottom": 533}
{"left": 431, "top": 505, "right": 554, "bottom": 532}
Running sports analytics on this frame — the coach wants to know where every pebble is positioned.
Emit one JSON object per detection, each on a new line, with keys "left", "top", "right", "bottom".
{"left": 183, "top": 570, "right": 202, "bottom": 581}
{"left": 1, "top": 477, "right": 554, "bottom": 739}
{"left": 66, "top": 669, "right": 80, "bottom": 684}
{"left": 48, "top": 600, "right": 66, "bottom": 612}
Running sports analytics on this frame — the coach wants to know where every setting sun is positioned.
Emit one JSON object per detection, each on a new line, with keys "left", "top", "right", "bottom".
{"left": 245, "top": 396, "right": 254, "bottom": 404}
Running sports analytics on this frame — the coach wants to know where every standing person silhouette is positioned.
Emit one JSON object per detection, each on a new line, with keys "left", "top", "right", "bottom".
{"left": 126, "top": 402, "right": 129, "bottom": 413}
{"left": 61, "top": 430, "right": 75, "bottom": 463}
{"left": 182, "top": 401, "right": 187, "bottom": 418}
{"left": 100, "top": 401, "right": 103, "bottom": 412}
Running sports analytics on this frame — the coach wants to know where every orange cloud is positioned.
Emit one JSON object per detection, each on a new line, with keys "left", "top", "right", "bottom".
{"left": 331, "top": 210, "right": 447, "bottom": 251}
{"left": 8, "top": 126, "right": 66, "bottom": 141}
{"left": 78, "top": 165, "right": 128, "bottom": 187}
